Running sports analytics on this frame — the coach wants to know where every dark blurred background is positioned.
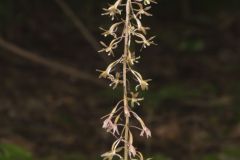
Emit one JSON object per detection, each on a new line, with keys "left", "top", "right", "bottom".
{"left": 0, "top": 0, "right": 240, "bottom": 160}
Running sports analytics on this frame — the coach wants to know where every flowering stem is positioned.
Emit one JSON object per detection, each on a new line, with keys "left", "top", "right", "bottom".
{"left": 99, "top": 0, "right": 156, "bottom": 159}
{"left": 124, "top": 116, "right": 129, "bottom": 160}
{"left": 123, "top": 0, "right": 131, "bottom": 160}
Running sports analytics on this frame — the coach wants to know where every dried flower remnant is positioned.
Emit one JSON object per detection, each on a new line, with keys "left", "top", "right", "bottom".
{"left": 98, "top": 0, "right": 157, "bottom": 159}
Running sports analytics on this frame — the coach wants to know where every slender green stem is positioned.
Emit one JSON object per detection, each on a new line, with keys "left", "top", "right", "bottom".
{"left": 123, "top": 0, "right": 131, "bottom": 160}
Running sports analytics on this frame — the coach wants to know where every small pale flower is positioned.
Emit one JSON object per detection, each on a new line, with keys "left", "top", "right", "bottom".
{"left": 129, "top": 69, "right": 151, "bottom": 90}
{"left": 135, "top": 18, "right": 150, "bottom": 34}
{"left": 129, "top": 25, "right": 137, "bottom": 35}
{"left": 102, "top": 0, "right": 122, "bottom": 20}
{"left": 143, "top": 0, "right": 157, "bottom": 5}
{"left": 135, "top": 0, "right": 157, "bottom": 5}
{"left": 140, "top": 126, "right": 151, "bottom": 138}
{"left": 101, "top": 150, "right": 122, "bottom": 160}
{"left": 102, "top": 118, "right": 119, "bottom": 135}
{"left": 102, "top": 118, "right": 112, "bottom": 129}
{"left": 100, "top": 22, "right": 122, "bottom": 38}
{"left": 129, "top": 92, "right": 144, "bottom": 107}
{"left": 126, "top": 51, "right": 140, "bottom": 65}
{"left": 135, "top": 5, "right": 152, "bottom": 19}
{"left": 135, "top": 33, "right": 156, "bottom": 49}
{"left": 98, "top": 40, "right": 117, "bottom": 56}
{"left": 129, "top": 144, "right": 137, "bottom": 157}
{"left": 109, "top": 72, "right": 123, "bottom": 89}
{"left": 97, "top": 70, "right": 111, "bottom": 79}
{"left": 136, "top": 79, "right": 151, "bottom": 91}
{"left": 100, "top": 27, "right": 117, "bottom": 38}
{"left": 139, "top": 26, "right": 150, "bottom": 35}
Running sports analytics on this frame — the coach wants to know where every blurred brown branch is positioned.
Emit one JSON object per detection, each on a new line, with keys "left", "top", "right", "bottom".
{"left": 54, "top": 0, "right": 111, "bottom": 64}
{"left": 0, "top": 37, "right": 104, "bottom": 87}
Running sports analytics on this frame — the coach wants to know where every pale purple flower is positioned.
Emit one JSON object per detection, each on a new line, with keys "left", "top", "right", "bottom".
{"left": 140, "top": 126, "right": 151, "bottom": 138}
{"left": 129, "top": 144, "right": 137, "bottom": 158}
{"left": 102, "top": 118, "right": 119, "bottom": 135}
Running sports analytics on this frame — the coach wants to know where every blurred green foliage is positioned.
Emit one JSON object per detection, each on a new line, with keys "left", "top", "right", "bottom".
{"left": 201, "top": 154, "right": 219, "bottom": 160}
{"left": 55, "top": 153, "right": 86, "bottom": 160}
{"left": 152, "top": 154, "right": 171, "bottom": 160}
{"left": 1, "top": 143, "right": 240, "bottom": 160}
{"left": 179, "top": 39, "right": 205, "bottom": 52}
{"left": 0, "top": 0, "right": 13, "bottom": 28}
{"left": 144, "top": 83, "right": 218, "bottom": 109}
{"left": 200, "top": 146, "right": 240, "bottom": 160}
{"left": 0, "top": 143, "right": 32, "bottom": 160}
{"left": 221, "top": 146, "right": 240, "bottom": 159}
